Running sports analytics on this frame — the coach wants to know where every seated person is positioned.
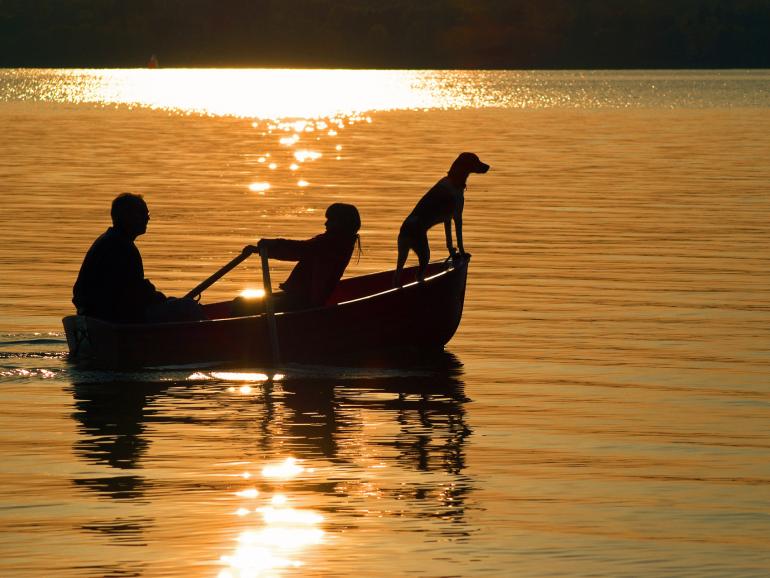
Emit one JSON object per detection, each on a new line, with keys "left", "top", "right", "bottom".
{"left": 73, "top": 192, "right": 204, "bottom": 323}
{"left": 236, "top": 203, "right": 361, "bottom": 314}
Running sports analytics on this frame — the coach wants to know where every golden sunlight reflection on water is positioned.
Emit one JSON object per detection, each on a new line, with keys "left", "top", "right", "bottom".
{"left": 221, "top": 459, "right": 324, "bottom": 578}
{"left": 9, "top": 69, "right": 497, "bottom": 119}
{"left": 3, "top": 69, "right": 769, "bottom": 122}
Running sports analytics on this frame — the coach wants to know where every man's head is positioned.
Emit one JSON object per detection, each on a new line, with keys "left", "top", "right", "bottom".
{"left": 111, "top": 193, "right": 149, "bottom": 239}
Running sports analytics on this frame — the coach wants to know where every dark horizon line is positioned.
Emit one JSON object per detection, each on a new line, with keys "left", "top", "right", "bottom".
{"left": 4, "top": 65, "right": 770, "bottom": 71}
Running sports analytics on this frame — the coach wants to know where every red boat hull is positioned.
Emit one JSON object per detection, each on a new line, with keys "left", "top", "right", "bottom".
{"left": 63, "top": 257, "right": 469, "bottom": 368}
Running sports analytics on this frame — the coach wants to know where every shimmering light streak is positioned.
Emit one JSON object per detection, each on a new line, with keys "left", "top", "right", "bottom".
{"left": 221, "top": 483, "right": 325, "bottom": 576}
{"left": 212, "top": 372, "right": 270, "bottom": 382}
{"left": 261, "top": 457, "right": 304, "bottom": 480}
{"left": 248, "top": 182, "right": 271, "bottom": 193}
{"left": 293, "top": 150, "right": 322, "bottom": 162}
{"left": 271, "top": 494, "right": 288, "bottom": 506}
{"left": 239, "top": 288, "right": 265, "bottom": 299}
{"left": 235, "top": 488, "right": 260, "bottom": 499}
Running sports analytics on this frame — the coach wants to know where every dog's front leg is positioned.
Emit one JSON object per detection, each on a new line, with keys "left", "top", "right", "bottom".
{"left": 444, "top": 219, "right": 457, "bottom": 256}
{"left": 453, "top": 208, "right": 465, "bottom": 255}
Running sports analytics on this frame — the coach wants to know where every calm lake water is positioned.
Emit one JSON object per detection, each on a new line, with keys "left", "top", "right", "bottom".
{"left": 1, "top": 69, "right": 769, "bottom": 577}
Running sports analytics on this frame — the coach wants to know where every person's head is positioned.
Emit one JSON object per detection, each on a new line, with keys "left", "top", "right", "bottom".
{"left": 111, "top": 192, "right": 150, "bottom": 239}
{"left": 325, "top": 203, "right": 361, "bottom": 237}
{"left": 325, "top": 203, "right": 362, "bottom": 260}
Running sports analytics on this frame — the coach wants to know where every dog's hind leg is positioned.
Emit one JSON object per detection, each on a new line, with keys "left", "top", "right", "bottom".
{"left": 393, "top": 235, "right": 410, "bottom": 287}
{"left": 414, "top": 233, "right": 430, "bottom": 282}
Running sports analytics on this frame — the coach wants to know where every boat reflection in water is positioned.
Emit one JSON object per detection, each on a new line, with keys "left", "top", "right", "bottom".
{"left": 68, "top": 351, "right": 471, "bottom": 576}
{"left": 71, "top": 380, "right": 157, "bottom": 501}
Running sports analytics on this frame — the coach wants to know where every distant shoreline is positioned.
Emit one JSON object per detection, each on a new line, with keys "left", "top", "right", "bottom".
{"left": 2, "top": 1, "right": 768, "bottom": 70}
{"left": 2, "top": 66, "right": 770, "bottom": 71}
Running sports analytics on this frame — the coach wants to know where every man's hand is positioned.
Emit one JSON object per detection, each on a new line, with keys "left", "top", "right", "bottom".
{"left": 243, "top": 239, "right": 273, "bottom": 256}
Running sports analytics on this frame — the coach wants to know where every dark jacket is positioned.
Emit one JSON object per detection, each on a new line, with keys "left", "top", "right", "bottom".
{"left": 73, "top": 227, "right": 164, "bottom": 322}
{"left": 267, "top": 231, "right": 356, "bottom": 308}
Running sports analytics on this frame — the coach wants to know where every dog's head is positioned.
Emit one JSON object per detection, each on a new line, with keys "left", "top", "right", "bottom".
{"left": 450, "top": 152, "right": 490, "bottom": 175}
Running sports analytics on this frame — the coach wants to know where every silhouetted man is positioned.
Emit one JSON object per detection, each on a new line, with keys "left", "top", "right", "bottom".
{"left": 73, "top": 193, "right": 202, "bottom": 323}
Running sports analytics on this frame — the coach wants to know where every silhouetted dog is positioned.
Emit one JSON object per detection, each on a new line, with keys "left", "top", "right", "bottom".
{"left": 394, "top": 152, "right": 490, "bottom": 285}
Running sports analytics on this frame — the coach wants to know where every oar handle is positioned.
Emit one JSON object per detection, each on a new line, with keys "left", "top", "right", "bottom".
{"left": 260, "top": 246, "right": 281, "bottom": 365}
{"left": 184, "top": 250, "right": 251, "bottom": 300}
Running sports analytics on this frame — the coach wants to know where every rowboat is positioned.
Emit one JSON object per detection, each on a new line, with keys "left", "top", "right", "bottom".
{"left": 62, "top": 255, "right": 470, "bottom": 368}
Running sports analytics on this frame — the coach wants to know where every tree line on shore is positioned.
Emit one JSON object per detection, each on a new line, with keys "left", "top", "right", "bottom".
{"left": 1, "top": 0, "right": 768, "bottom": 68}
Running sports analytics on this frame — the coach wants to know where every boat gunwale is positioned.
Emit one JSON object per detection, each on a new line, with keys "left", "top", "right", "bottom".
{"left": 62, "top": 257, "right": 466, "bottom": 330}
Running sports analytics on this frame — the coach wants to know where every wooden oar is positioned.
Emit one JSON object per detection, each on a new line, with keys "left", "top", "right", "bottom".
{"left": 184, "top": 250, "right": 251, "bottom": 300}
{"left": 260, "top": 246, "right": 281, "bottom": 365}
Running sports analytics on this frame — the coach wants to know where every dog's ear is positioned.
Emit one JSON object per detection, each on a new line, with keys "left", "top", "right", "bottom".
{"left": 452, "top": 152, "right": 475, "bottom": 172}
